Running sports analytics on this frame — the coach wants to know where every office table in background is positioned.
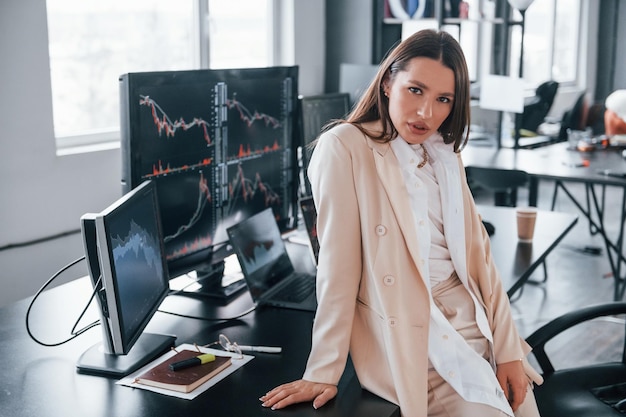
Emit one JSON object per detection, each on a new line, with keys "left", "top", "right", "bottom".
{"left": 465, "top": 142, "right": 626, "bottom": 300}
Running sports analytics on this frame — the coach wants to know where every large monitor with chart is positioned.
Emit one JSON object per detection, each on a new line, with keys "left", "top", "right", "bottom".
{"left": 119, "top": 66, "right": 300, "bottom": 296}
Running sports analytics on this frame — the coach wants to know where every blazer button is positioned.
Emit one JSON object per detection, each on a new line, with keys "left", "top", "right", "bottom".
{"left": 383, "top": 275, "right": 395, "bottom": 286}
{"left": 388, "top": 317, "right": 398, "bottom": 327}
{"left": 375, "top": 225, "right": 387, "bottom": 236}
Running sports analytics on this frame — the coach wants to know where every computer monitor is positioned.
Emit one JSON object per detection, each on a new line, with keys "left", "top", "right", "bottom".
{"left": 77, "top": 180, "right": 175, "bottom": 377}
{"left": 119, "top": 66, "right": 300, "bottom": 297}
{"left": 298, "top": 92, "right": 350, "bottom": 196}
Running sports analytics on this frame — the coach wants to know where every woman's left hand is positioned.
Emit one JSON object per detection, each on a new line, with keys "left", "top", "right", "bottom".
{"left": 496, "top": 359, "right": 529, "bottom": 412}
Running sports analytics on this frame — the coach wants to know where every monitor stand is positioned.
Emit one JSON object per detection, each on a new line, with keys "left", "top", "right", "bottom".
{"left": 171, "top": 256, "right": 247, "bottom": 300}
{"left": 76, "top": 333, "right": 176, "bottom": 377}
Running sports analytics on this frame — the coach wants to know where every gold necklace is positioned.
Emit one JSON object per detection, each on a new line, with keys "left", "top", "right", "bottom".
{"left": 417, "top": 144, "right": 429, "bottom": 169}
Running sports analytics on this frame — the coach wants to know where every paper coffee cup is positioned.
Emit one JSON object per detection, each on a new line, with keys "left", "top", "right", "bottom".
{"left": 516, "top": 207, "right": 537, "bottom": 242}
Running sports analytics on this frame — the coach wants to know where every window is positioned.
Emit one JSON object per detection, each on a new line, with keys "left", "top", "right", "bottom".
{"left": 437, "top": 0, "right": 582, "bottom": 91}
{"left": 46, "top": 0, "right": 272, "bottom": 151}
{"left": 207, "top": 1, "right": 272, "bottom": 69}
{"left": 510, "top": 0, "right": 581, "bottom": 89}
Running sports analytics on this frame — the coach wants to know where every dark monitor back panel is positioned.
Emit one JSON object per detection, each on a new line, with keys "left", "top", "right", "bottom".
{"left": 299, "top": 92, "right": 350, "bottom": 197}
{"left": 300, "top": 92, "right": 350, "bottom": 145}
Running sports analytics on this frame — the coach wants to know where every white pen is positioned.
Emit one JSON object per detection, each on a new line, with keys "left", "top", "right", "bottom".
{"left": 237, "top": 345, "right": 282, "bottom": 353}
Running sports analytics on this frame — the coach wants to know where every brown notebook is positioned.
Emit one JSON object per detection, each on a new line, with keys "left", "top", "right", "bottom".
{"left": 135, "top": 349, "right": 232, "bottom": 393}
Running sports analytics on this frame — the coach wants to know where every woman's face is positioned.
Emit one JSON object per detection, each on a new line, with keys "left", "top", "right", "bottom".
{"left": 383, "top": 57, "right": 455, "bottom": 145}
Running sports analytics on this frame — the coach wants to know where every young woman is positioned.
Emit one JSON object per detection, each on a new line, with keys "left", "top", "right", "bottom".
{"left": 260, "top": 29, "right": 542, "bottom": 417}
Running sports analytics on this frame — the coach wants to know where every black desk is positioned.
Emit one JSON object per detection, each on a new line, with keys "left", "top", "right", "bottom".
{"left": 2, "top": 206, "right": 575, "bottom": 417}
{"left": 464, "top": 142, "right": 626, "bottom": 201}
{"left": 465, "top": 142, "right": 626, "bottom": 300}
{"left": 477, "top": 205, "right": 577, "bottom": 298}
{"left": 3, "top": 278, "right": 399, "bottom": 417}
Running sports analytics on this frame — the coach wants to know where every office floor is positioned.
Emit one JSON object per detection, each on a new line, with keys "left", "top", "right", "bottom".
{"left": 1, "top": 176, "right": 624, "bottom": 374}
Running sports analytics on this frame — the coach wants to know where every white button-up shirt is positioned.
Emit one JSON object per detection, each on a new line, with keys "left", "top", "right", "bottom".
{"left": 390, "top": 134, "right": 513, "bottom": 416}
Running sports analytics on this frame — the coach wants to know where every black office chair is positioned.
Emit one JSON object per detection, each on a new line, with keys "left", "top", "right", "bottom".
{"left": 516, "top": 80, "right": 559, "bottom": 136}
{"left": 558, "top": 92, "right": 588, "bottom": 142}
{"left": 466, "top": 167, "right": 529, "bottom": 207}
{"left": 558, "top": 91, "right": 607, "bottom": 142}
{"left": 527, "top": 302, "right": 626, "bottom": 416}
{"left": 512, "top": 81, "right": 559, "bottom": 149}
{"left": 466, "top": 167, "right": 547, "bottom": 297}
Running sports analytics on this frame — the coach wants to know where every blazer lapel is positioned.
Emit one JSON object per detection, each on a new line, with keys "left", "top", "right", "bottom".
{"left": 369, "top": 139, "right": 428, "bottom": 284}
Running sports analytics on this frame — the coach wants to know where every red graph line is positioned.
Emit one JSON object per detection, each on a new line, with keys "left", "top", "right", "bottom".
{"left": 139, "top": 95, "right": 282, "bottom": 147}
{"left": 229, "top": 164, "right": 280, "bottom": 206}
{"left": 167, "top": 234, "right": 213, "bottom": 261}
{"left": 235, "top": 141, "right": 281, "bottom": 159}
{"left": 164, "top": 171, "right": 212, "bottom": 244}
{"left": 139, "top": 95, "right": 212, "bottom": 145}
{"left": 147, "top": 158, "right": 213, "bottom": 178}
{"left": 226, "top": 96, "right": 281, "bottom": 128}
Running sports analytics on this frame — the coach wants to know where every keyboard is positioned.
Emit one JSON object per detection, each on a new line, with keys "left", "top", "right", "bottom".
{"left": 271, "top": 273, "right": 315, "bottom": 302}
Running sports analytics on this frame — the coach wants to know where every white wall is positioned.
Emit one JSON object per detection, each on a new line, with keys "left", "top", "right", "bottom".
{"left": 0, "top": 1, "right": 124, "bottom": 307}
{"left": 0, "top": 0, "right": 325, "bottom": 307}
{"left": 0, "top": 1, "right": 122, "bottom": 247}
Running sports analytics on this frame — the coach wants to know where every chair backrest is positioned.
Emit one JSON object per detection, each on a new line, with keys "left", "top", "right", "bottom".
{"left": 466, "top": 167, "right": 529, "bottom": 207}
{"left": 516, "top": 80, "right": 559, "bottom": 134}
{"left": 536, "top": 80, "right": 559, "bottom": 104}
{"left": 558, "top": 92, "right": 588, "bottom": 141}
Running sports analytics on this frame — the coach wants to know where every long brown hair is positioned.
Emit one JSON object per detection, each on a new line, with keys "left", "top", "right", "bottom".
{"left": 345, "top": 29, "right": 470, "bottom": 152}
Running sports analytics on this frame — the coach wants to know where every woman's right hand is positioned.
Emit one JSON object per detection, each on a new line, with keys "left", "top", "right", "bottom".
{"left": 259, "top": 379, "right": 338, "bottom": 410}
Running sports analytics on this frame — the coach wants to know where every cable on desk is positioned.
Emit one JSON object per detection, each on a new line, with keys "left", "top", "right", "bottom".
{"left": 157, "top": 304, "right": 257, "bottom": 322}
{"left": 25, "top": 256, "right": 101, "bottom": 347}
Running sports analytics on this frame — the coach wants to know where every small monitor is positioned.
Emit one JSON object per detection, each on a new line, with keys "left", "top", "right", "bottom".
{"left": 298, "top": 92, "right": 350, "bottom": 196}
{"left": 300, "top": 92, "right": 350, "bottom": 146}
{"left": 77, "top": 180, "right": 175, "bottom": 377}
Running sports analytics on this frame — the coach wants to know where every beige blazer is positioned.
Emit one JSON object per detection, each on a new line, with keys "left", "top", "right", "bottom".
{"left": 302, "top": 121, "right": 541, "bottom": 417}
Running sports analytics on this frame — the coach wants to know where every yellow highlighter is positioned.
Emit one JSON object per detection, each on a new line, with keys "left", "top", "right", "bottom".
{"left": 169, "top": 353, "right": 216, "bottom": 371}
